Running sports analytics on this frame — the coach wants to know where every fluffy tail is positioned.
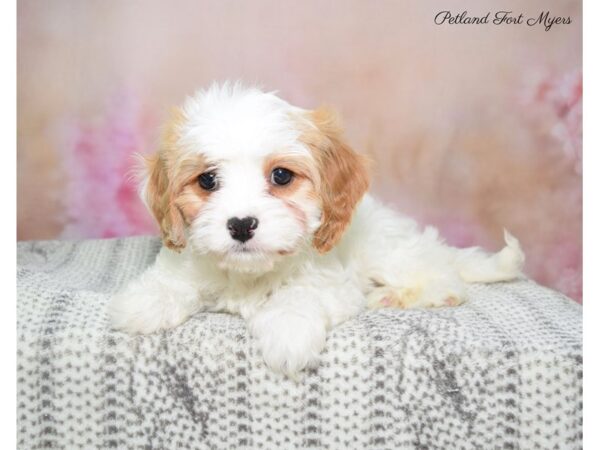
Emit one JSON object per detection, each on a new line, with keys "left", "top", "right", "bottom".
{"left": 456, "top": 230, "right": 525, "bottom": 283}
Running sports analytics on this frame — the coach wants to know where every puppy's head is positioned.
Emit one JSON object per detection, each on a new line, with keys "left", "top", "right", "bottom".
{"left": 142, "top": 83, "right": 369, "bottom": 273}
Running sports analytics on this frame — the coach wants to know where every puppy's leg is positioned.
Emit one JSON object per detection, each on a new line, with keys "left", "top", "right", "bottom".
{"left": 109, "top": 247, "right": 202, "bottom": 334}
{"left": 365, "top": 229, "right": 524, "bottom": 310}
{"left": 247, "top": 263, "right": 365, "bottom": 376}
{"left": 248, "top": 293, "right": 328, "bottom": 376}
{"left": 366, "top": 268, "right": 467, "bottom": 310}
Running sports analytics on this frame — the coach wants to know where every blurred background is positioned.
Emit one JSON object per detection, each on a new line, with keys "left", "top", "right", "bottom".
{"left": 17, "top": 0, "right": 582, "bottom": 301}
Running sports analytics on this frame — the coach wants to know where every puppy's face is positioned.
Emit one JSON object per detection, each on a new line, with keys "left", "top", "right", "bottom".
{"left": 143, "top": 85, "right": 369, "bottom": 273}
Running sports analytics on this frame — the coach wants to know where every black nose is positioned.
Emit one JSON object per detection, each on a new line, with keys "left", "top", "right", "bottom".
{"left": 227, "top": 216, "right": 259, "bottom": 243}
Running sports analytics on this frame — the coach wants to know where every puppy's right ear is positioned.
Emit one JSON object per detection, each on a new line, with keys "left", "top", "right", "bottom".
{"left": 141, "top": 108, "right": 187, "bottom": 251}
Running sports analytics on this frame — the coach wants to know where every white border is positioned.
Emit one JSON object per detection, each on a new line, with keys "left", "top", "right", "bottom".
{"left": 8, "top": 0, "right": 589, "bottom": 447}
{"left": 3, "top": 0, "right": 16, "bottom": 446}
{"left": 583, "top": 0, "right": 597, "bottom": 447}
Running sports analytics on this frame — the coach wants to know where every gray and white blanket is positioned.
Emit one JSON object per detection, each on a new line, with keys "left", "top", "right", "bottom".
{"left": 17, "top": 236, "right": 582, "bottom": 449}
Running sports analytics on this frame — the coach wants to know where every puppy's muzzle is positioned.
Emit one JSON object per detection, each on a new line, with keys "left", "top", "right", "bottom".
{"left": 227, "top": 216, "right": 259, "bottom": 243}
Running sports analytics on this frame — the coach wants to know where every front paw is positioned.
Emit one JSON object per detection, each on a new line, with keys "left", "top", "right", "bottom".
{"left": 109, "top": 287, "right": 199, "bottom": 335}
{"left": 249, "top": 310, "right": 327, "bottom": 376}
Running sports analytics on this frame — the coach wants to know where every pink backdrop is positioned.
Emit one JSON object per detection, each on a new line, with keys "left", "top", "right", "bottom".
{"left": 17, "top": 0, "right": 582, "bottom": 301}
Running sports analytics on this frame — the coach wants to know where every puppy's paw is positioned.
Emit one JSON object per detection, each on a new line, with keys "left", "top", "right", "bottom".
{"left": 367, "top": 276, "right": 466, "bottom": 310}
{"left": 250, "top": 309, "right": 327, "bottom": 377}
{"left": 109, "top": 287, "right": 199, "bottom": 335}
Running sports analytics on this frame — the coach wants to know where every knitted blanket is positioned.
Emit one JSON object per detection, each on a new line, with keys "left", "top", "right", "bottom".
{"left": 17, "top": 236, "right": 582, "bottom": 449}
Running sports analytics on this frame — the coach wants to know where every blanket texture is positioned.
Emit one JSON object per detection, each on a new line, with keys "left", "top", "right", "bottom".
{"left": 17, "top": 236, "right": 582, "bottom": 449}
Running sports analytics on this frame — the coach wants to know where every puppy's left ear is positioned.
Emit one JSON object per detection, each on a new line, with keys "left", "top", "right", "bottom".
{"left": 302, "top": 107, "right": 370, "bottom": 253}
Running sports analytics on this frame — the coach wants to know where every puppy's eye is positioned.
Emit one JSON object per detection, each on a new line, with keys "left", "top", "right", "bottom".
{"left": 271, "top": 167, "right": 294, "bottom": 186}
{"left": 198, "top": 171, "right": 218, "bottom": 191}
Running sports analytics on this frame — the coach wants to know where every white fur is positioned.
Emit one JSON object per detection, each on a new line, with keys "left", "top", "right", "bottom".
{"left": 109, "top": 83, "right": 525, "bottom": 376}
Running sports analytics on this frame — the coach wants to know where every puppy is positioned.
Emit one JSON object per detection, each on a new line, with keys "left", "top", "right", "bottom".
{"left": 109, "top": 83, "right": 524, "bottom": 375}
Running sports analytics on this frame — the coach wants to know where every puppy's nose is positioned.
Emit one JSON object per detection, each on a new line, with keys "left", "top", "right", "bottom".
{"left": 227, "top": 216, "right": 259, "bottom": 243}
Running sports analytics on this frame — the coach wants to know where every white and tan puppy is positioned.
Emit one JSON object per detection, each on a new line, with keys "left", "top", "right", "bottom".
{"left": 109, "top": 83, "right": 524, "bottom": 375}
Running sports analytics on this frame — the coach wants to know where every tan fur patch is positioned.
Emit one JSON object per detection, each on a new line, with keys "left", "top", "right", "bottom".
{"left": 175, "top": 183, "right": 210, "bottom": 224}
{"left": 263, "top": 154, "right": 317, "bottom": 197}
{"left": 263, "top": 154, "right": 318, "bottom": 234}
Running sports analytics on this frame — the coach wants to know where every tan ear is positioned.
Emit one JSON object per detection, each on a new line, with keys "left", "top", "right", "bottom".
{"left": 142, "top": 108, "right": 189, "bottom": 251}
{"left": 143, "top": 152, "right": 187, "bottom": 251}
{"left": 302, "top": 107, "right": 370, "bottom": 253}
